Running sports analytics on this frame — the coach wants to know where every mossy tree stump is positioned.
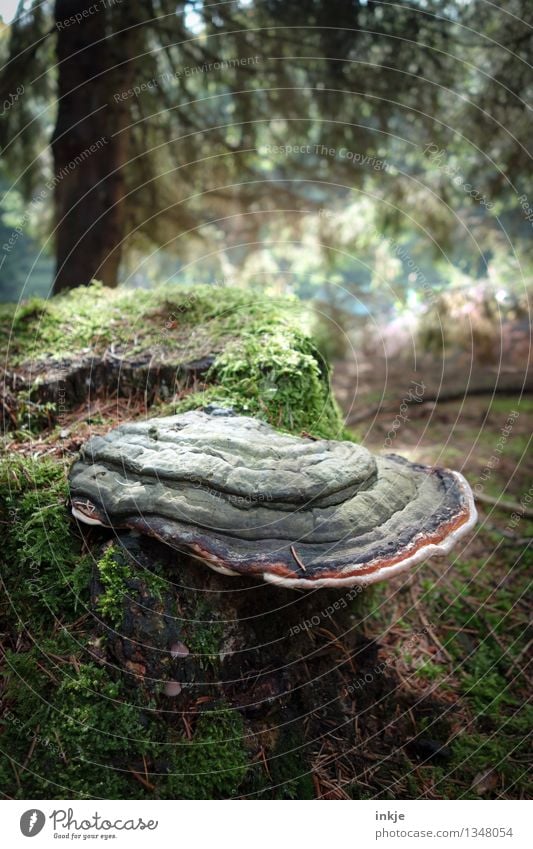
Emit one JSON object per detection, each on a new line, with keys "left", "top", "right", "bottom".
{"left": 1, "top": 284, "right": 457, "bottom": 799}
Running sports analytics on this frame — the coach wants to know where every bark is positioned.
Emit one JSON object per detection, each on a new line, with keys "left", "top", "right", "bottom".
{"left": 83, "top": 533, "right": 456, "bottom": 797}
{"left": 2, "top": 350, "right": 216, "bottom": 431}
{"left": 51, "top": 0, "right": 143, "bottom": 293}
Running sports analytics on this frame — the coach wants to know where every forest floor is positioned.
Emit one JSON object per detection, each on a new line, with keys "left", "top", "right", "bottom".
{"left": 322, "top": 353, "right": 532, "bottom": 799}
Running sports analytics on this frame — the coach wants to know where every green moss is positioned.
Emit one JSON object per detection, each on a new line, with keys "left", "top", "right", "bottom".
{"left": 404, "top": 549, "right": 531, "bottom": 797}
{"left": 414, "top": 660, "right": 447, "bottom": 681}
{"left": 163, "top": 707, "right": 248, "bottom": 799}
{"left": 168, "top": 322, "right": 344, "bottom": 439}
{"left": 1, "top": 281, "right": 304, "bottom": 365}
{"left": 95, "top": 545, "right": 134, "bottom": 627}
{"left": 0, "top": 284, "right": 350, "bottom": 799}
{"left": 184, "top": 598, "right": 225, "bottom": 668}
{"left": 0, "top": 462, "right": 157, "bottom": 798}
{"left": 244, "top": 727, "right": 315, "bottom": 800}
{"left": 2, "top": 637, "right": 248, "bottom": 799}
{"left": 6, "top": 284, "right": 528, "bottom": 800}
{"left": 207, "top": 324, "right": 342, "bottom": 438}
{"left": 0, "top": 652, "right": 156, "bottom": 799}
{"left": 435, "top": 712, "right": 533, "bottom": 799}
{"left": 94, "top": 544, "right": 166, "bottom": 628}
{"left": 0, "top": 455, "right": 92, "bottom": 626}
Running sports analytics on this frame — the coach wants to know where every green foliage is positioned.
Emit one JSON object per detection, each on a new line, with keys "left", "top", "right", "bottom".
{"left": 2, "top": 0, "right": 531, "bottom": 303}
{"left": 0, "top": 177, "right": 55, "bottom": 302}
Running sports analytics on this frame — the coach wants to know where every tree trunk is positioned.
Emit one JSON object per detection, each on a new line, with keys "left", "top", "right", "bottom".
{"left": 51, "top": 1, "right": 142, "bottom": 293}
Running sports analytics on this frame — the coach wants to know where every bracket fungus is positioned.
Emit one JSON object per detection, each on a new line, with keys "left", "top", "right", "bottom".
{"left": 69, "top": 409, "right": 477, "bottom": 589}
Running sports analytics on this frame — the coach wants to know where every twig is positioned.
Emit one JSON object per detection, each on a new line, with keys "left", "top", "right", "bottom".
{"left": 507, "top": 639, "right": 533, "bottom": 673}
{"left": 290, "top": 544, "right": 307, "bottom": 571}
{"left": 475, "top": 492, "right": 533, "bottom": 518}
{"left": 10, "top": 761, "right": 21, "bottom": 793}
{"left": 53, "top": 731, "right": 68, "bottom": 765}
{"left": 409, "top": 587, "right": 453, "bottom": 663}
{"left": 182, "top": 715, "right": 192, "bottom": 740}
{"left": 22, "top": 726, "right": 39, "bottom": 770}
{"left": 253, "top": 746, "right": 272, "bottom": 780}
{"left": 128, "top": 768, "right": 156, "bottom": 792}
{"left": 317, "top": 627, "right": 355, "bottom": 671}
{"left": 345, "top": 385, "right": 533, "bottom": 425}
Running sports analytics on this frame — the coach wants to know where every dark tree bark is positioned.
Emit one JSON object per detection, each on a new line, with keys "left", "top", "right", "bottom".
{"left": 51, "top": 0, "right": 142, "bottom": 293}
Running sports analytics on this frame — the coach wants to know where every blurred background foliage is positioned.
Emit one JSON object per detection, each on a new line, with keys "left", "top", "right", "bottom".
{"left": 0, "top": 0, "right": 531, "bottom": 352}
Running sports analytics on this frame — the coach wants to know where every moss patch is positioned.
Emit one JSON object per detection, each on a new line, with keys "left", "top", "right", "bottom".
{"left": 0, "top": 456, "right": 92, "bottom": 625}
{"left": 163, "top": 708, "right": 248, "bottom": 799}
{"left": 1, "top": 643, "right": 248, "bottom": 799}
{"left": 95, "top": 544, "right": 166, "bottom": 628}
{"left": 200, "top": 323, "right": 343, "bottom": 438}
{"left": 2, "top": 282, "right": 344, "bottom": 440}
{"left": 2, "top": 281, "right": 307, "bottom": 365}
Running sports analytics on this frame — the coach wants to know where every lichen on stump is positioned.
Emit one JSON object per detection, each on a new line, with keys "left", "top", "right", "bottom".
{"left": 69, "top": 408, "right": 476, "bottom": 588}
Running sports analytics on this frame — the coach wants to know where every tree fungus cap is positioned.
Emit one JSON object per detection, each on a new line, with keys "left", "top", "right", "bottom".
{"left": 69, "top": 409, "right": 477, "bottom": 588}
